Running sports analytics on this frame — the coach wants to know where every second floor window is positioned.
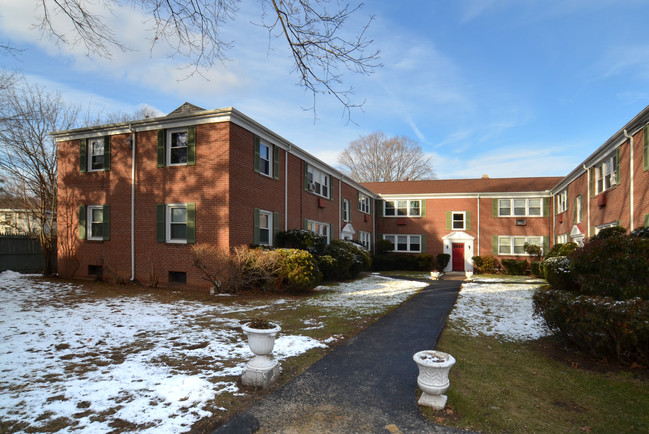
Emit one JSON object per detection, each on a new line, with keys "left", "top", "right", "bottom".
{"left": 168, "top": 128, "right": 188, "bottom": 165}
{"left": 342, "top": 199, "right": 350, "bottom": 222}
{"left": 89, "top": 138, "right": 105, "bottom": 171}
{"left": 158, "top": 126, "right": 196, "bottom": 167}
{"left": 556, "top": 190, "right": 568, "bottom": 214}
{"left": 594, "top": 150, "right": 618, "bottom": 194}
{"left": 358, "top": 193, "right": 371, "bottom": 214}
{"left": 259, "top": 142, "right": 271, "bottom": 176}
{"left": 452, "top": 212, "right": 465, "bottom": 230}
{"left": 498, "top": 198, "right": 543, "bottom": 217}
{"left": 306, "top": 165, "right": 330, "bottom": 199}
{"left": 384, "top": 200, "right": 421, "bottom": 217}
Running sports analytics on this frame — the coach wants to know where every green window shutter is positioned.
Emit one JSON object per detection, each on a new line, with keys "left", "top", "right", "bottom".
{"left": 492, "top": 235, "right": 498, "bottom": 255}
{"left": 543, "top": 236, "right": 549, "bottom": 256}
{"left": 644, "top": 213, "right": 649, "bottom": 227}
{"left": 445, "top": 211, "right": 452, "bottom": 230}
{"left": 186, "top": 203, "right": 196, "bottom": 244}
{"left": 78, "top": 205, "right": 87, "bottom": 240}
{"left": 573, "top": 197, "right": 576, "bottom": 221}
{"left": 103, "top": 136, "right": 111, "bottom": 171}
{"left": 304, "top": 219, "right": 309, "bottom": 230}
{"left": 273, "top": 146, "right": 280, "bottom": 180}
{"left": 187, "top": 126, "right": 196, "bottom": 166}
{"left": 79, "top": 139, "right": 87, "bottom": 173}
{"left": 329, "top": 176, "right": 334, "bottom": 200}
{"left": 102, "top": 205, "right": 110, "bottom": 241}
{"left": 156, "top": 204, "right": 165, "bottom": 242}
{"left": 273, "top": 212, "right": 280, "bottom": 243}
{"left": 492, "top": 199, "right": 498, "bottom": 217}
{"left": 304, "top": 163, "right": 309, "bottom": 190}
{"left": 543, "top": 198, "right": 550, "bottom": 217}
{"left": 644, "top": 125, "right": 649, "bottom": 171}
{"left": 157, "top": 130, "right": 166, "bottom": 168}
{"left": 421, "top": 234, "right": 426, "bottom": 253}
{"left": 466, "top": 211, "right": 471, "bottom": 230}
{"left": 615, "top": 146, "right": 621, "bottom": 184}
{"left": 253, "top": 136, "right": 260, "bottom": 174}
{"left": 590, "top": 168, "right": 594, "bottom": 198}
{"left": 253, "top": 208, "right": 260, "bottom": 245}
{"left": 421, "top": 200, "right": 426, "bottom": 217}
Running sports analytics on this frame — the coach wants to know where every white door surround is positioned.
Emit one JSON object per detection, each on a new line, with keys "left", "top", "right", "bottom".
{"left": 442, "top": 231, "right": 475, "bottom": 273}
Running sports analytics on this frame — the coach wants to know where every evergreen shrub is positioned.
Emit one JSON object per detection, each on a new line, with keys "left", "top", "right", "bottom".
{"left": 501, "top": 258, "right": 529, "bottom": 275}
{"left": 472, "top": 255, "right": 497, "bottom": 274}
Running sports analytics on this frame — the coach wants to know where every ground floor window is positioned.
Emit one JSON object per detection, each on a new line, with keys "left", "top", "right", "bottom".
{"left": 498, "top": 235, "right": 543, "bottom": 255}
{"left": 594, "top": 221, "right": 619, "bottom": 235}
{"left": 556, "top": 233, "right": 569, "bottom": 244}
{"left": 383, "top": 234, "right": 421, "bottom": 253}
{"left": 307, "top": 220, "right": 330, "bottom": 243}
{"left": 359, "top": 231, "right": 371, "bottom": 250}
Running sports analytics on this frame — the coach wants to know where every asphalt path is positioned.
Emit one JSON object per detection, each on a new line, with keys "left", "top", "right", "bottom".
{"left": 215, "top": 278, "right": 466, "bottom": 433}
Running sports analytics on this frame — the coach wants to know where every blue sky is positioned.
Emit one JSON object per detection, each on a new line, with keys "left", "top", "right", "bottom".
{"left": 2, "top": 0, "right": 649, "bottom": 179}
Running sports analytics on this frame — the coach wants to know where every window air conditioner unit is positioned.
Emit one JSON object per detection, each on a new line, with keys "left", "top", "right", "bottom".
{"left": 515, "top": 219, "right": 527, "bottom": 226}
{"left": 307, "top": 183, "right": 315, "bottom": 192}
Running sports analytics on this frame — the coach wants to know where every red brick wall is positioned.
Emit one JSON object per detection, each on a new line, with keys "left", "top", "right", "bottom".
{"left": 632, "top": 128, "right": 649, "bottom": 230}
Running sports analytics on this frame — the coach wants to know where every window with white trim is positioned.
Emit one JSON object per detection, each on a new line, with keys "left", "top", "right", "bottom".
{"left": 307, "top": 166, "right": 330, "bottom": 198}
{"left": 167, "top": 204, "right": 188, "bottom": 243}
{"left": 498, "top": 236, "right": 543, "bottom": 255}
{"left": 358, "top": 193, "right": 371, "bottom": 214}
{"left": 383, "top": 234, "right": 421, "bottom": 253}
{"left": 307, "top": 220, "right": 330, "bottom": 243}
{"left": 87, "top": 205, "right": 105, "bottom": 240}
{"left": 575, "top": 195, "right": 583, "bottom": 223}
{"left": 258, "top": 210, "right": 273, "bottom": 246}
{"left": 359, "top": 231, "right": 371, "bottom": 250}
{"left": 557, "top": 233, "right": 569, "bottom": 244}
{"left": 342, "top": 198, "right": 350, "bottom": 222}
{"left": 452, "top": 212, "right": 465, "bottom": 230}
{"left": 167, "top": 128, "right": 188, "bottom": 166}
{"left": 556, "top": 190, "right": 568, "bottom": 214}
{"left": 89, "top": 138, "right": 105, "bottom": 171}
{"left": 594, "top": 150, "right": 618, "bottom": 194}
{"left": 499, "top": 198, "right": 543, "bottom": 217}
{"left": 384, "top": 200, "right": 421, "bottom": 217}
{"left": 259, "top": 142, "right": 272, "bottom": 177}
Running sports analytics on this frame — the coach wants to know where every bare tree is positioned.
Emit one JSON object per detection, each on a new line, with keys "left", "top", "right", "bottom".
{"left": 0, "top": 77, "right": 81, "bottom": 275}
{"left": 337, "top": 131, "right": 435, "bottom": 183}
{"left": 35, "top": 0, "right": 380, "bottom": 117}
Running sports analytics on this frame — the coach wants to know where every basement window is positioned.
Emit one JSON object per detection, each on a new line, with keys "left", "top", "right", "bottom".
{"left": 168, "top": 271, "right": 187, "bottom": 284}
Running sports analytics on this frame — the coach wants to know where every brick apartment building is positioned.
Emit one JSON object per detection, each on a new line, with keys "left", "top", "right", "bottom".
{"left": 53, "top": 103, "right": 649, "bottom": 288}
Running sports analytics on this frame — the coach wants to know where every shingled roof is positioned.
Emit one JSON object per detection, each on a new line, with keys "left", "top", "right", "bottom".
{"left": 362, "top": 177, "right": 563, "bottom": 195}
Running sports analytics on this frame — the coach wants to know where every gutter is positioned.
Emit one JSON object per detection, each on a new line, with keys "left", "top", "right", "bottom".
{"left": 130, "top": 124, "right": 136, "bottom": 281}
{"left": 623, "top": 129, "right": 634, "bottom": 231}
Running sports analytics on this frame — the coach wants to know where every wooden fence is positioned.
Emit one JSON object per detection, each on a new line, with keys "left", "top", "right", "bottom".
{"left": 0, "top": 234, "right": 49, "bottom": 273}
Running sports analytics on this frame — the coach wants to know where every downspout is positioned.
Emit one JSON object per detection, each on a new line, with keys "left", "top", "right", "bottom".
{"left": 476, "top": 194, "right": 480, "bottom": 256}
{"left": 130, "top": 124, "right": 136, "bottom": 281}
{"left": 584, "top": 164, "right": 590, "bottom": 237}
{"left": 623, "top": 129, "right": 634, "bottom": 231}
{"left": 285, "top": 145, "right": 290, "bottom": 231}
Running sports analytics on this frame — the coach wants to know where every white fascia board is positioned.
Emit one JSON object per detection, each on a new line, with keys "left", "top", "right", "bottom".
{"left": 378, "top": 191, "right": 553, "bottom": 200}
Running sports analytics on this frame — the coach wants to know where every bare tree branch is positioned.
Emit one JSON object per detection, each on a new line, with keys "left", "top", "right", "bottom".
{"left": 337, "top": 131, "right": 435, "bottom": 182}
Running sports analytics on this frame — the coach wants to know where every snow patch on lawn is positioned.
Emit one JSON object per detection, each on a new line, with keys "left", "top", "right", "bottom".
{"left": 449, "top": 277, "right": 550, "bottom": 341}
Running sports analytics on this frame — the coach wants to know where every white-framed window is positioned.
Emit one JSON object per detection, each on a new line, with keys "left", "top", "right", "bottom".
{"left": 87, "top": 205, "right": 104, "bottom": 240}
{"left": 258, "top": 210, "right": 273, "bottom": 246}
{"left": 259, "top": 142, "right": 272, "bottom": 177}
{"left": 359, "top": 231, "right": 371, "bottom": 250}
{"left": 575, "top": 195, "right": 583, "bottom": 223}
{"left": 556, "top": 233, "right": 569, "bottom": 244}
{"left": 556, "top": 190, "right": 568, "bottom": 214}
{"left": 452, "top": 211, "right": 465, "bottom": 230}
{"left": 89, "top": 137, "right": 105, "bottom": 171}
{"left": 342, "top": 198, "right": 350, "bottom": 222}
{"left": 498, "top": 198, "right": 543, "bottom": 217}
{"left": 307, "top": 219, "right": 330, "bottom": 243}
{"left": 383, "top": 234, "right": 421, "bottom": 253}
{"left": 358, "top": 192, "right": 371, "bottom": 214}
{"left": 167, "top": 128, "right": 188, "bottom": 166}
{"left": 307, "top": 166, "right": 330, "bottom": 198}
{"left": 167, "top": 204, "right": 188, "bottom": 243}
{"left": 594, "top": 150, "right": 618, "bottom": 194}
{"left": 498, "top": 236, "right": 543, "bottom": 255}
{"left": 384, "top": 200, "right": 421, "bottom": 217}
{"left": 594, "top": 221, "right": 619, "bottom": 235}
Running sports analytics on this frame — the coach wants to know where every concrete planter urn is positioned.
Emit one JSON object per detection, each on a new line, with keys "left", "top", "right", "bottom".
{"left": 241, "top": 322, "right": 281, "bottom": 388}
{"left": 465, "top": 271, "right": 474, "bottom": 279}
{"left": 413, "top": 350, "right": 456, "bottom": 410}
{"left": 430, "top": 271, "right": 442, "bottom": 280}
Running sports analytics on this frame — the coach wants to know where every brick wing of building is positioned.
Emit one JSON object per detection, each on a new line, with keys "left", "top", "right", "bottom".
{"left": 53, "top": 102, "right": 649, "bottom": 288}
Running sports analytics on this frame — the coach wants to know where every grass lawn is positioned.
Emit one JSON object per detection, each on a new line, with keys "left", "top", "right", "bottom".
{"left": 427, "top": 277, "right": 649, "bottom": 433}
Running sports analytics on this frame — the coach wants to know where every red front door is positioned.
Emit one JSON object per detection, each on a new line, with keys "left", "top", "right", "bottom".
{"left": 452, "top": 243, "right": 465, "bottom": 271}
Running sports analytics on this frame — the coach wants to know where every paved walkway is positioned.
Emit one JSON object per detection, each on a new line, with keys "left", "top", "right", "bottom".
{"left": 215, "top": 277, "right": 466, "bottom": 433}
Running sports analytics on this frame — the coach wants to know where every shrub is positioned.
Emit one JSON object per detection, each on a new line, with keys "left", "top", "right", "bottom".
{"left": 472, "top": 255, "right": 497, "bottom": 274}
{"left": 570, "top": 235, "right": 649, "bottom": 300}
{"left": 524, "top": 242, "right": 543, "bottom": 260}
{"left": 534, "top": 288, "right": 649, "bottom": 365}
{"left": 541, "top": 256, "right": 575, "bottom": 291}
{"left": 501, "top": 258, "right": 529, "bottom": 275}
{"left": 317, "top": 255, "right": 338, "bottom": 281}
{"left": 273, "top": 248, "right": 322, "bottom": 293}
{"left": 436, "top": 253, "right": 450, "bottom": 272}
{"left": 631, "top": 226, "right": 649, "bottom": 238}
{"left": 530, "top": 260, "right": 542, "bottom": 278}
{"left": 275, "top": 230, "right": 326, "bottom": 256}
{"left": 544, "top": 242, "right": 578, "bottom": 259}
{"left": 370, "top": 253, "right": 435, "bottom": 272}
{"left": 375, "top": 238, "right": 394, "bottom": 255}
{"left": 417, "top": 254, "right": 435, "bottom": 271}
{"left": 592, "top": 225, "right": 627, "bottom": 240}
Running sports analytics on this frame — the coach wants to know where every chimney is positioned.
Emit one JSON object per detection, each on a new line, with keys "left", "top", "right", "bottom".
{"left": 481, "top": 174, "right": 489, "bottom": 179}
